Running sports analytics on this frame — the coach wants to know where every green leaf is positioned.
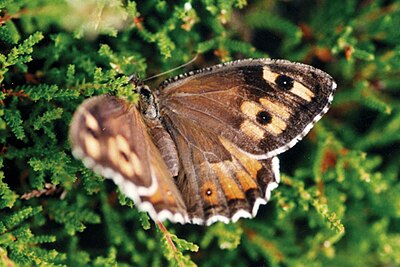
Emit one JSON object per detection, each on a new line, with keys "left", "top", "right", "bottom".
{"left": 4, "top": 108, "right": 25, "bottom": 140}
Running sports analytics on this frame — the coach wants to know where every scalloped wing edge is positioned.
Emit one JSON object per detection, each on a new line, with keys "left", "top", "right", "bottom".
{"left": 73, "top": 146, "right": 280, "bottom": 226}
{"left": 254, "top": 80, "right": 337, "bottom": 160}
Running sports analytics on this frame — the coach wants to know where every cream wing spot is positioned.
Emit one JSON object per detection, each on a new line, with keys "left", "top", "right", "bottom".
{"left": 240, "top": 120, "right": 265, "bottom": 141}
{"left": 129, "top": 151, "right": 143, "bottom": 176}
{"left": 84, "top": 133, "right": 101, "bottom": 159}
{"left": 119, "top": 158, "right": 135, "bottom": 178}
{"left": 240, "top": 101, "right": 287, "bottom": 136}
{"left": 267, "top": 115, "right": 287, "bottom": 135}
{"left": 240, "top": 101, "right": 265, "bottom": 141}
{"left": 83, "top": 111, "right": 100, "bottom": 132}
{"left": 241, "top": 101, "right": 261, "bottom": 118}
{"left": 107, "top": 135, "right": 136, "bottom": 177}
{"left": 259, "top": 98, "right": 291, "bottom": 120}
{"left": 262, "top": 66, "right": 315, "bottom": 102}
{"left": 80, "top": 110, "right": 102, "bottom": 159}
{"left": 289, "top": 82, "right": 315, "bottom": 102}
{"left": 115, "top": 135, "right": 131, "bottom": 156}
{"left": 262, "top": 67, "right": 279, "bottom": 82}
{"left": 108, "top": 138, "right": 119, "bottom": 165}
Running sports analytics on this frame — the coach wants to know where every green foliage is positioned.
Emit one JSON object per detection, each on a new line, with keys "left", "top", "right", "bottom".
{"left": 158, "top": 225, "right": 199, "bottom": 267}
{"left": 4, "top": 107, "right": 25, "bottom": 140}
{"left": 0, "top": 0, "right": 399, "bottom": 266}
{"left": 0, "top": 31, "right": 43, "bottom": 82}
{"left": 201, "top": 222, "right": 243, "bottom": 250}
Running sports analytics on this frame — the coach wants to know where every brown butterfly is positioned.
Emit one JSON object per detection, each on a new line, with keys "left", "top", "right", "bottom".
{"left": 69, "top": 59, "right": 336, "bottom": 225}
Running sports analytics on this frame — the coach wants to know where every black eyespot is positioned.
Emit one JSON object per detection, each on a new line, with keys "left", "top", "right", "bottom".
{"left": 275, "top": 75, "right": 294, "bottom": 90}
{"left": 256, "top": 111, "right": 272, "bottom": 125}
{"left": 206, "top": 189, "right": 212, "bottom": 196}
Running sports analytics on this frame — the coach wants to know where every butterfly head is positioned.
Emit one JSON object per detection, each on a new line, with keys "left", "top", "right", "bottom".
{"left": 128, "top": 74, "right": 159, "bottom": 120}
{"left": 138, "top": 84, "right": 159, "bottom": 120}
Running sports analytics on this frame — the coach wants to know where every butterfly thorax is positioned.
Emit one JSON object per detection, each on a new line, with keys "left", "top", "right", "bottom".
{"left": 138, "top": 84, "right": 180, "bottom": 176}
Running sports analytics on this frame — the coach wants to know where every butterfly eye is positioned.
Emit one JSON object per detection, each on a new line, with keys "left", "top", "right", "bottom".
{"left": 275, "top": 74, "right": 294, "bottom": 90}
{"left": 256, "top": 111, "right": 272, "bottom": 125}
{"left": 206, "top": 189, "right": 212, "bottom": 196}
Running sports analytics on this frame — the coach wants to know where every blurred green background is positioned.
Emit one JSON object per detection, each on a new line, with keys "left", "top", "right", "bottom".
{"left": 1, "top": 0, "right": 399, "bottom": 266}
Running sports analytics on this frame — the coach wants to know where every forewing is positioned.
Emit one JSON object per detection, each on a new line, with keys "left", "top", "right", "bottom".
{"left": 69, "top": 95, "right": 188, "bottom": 223}
{"left": 159, "top": 58, "right": 336, "bottom": 158}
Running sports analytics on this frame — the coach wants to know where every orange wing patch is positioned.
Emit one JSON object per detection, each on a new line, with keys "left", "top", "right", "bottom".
{"left": 211, "top": 161, "right": 246, "bottom": 200}
{"left": 146, "top": 183, "right": 180, "bottom": 207}
{"left": 219, "top": 136, "right": 262, "bottom": 179}
{"left": 218, "top": 136, "right": 263, "bottom": 196}
{"left": 231, "top": 158, "right": 259, "bottom": 192}
{"left": 202, "top": 180, "right": 220, "bottom": 206}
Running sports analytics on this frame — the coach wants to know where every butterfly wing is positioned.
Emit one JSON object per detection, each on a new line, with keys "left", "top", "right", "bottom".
{"left": 163, "top": 112, "right": 280, "bottom": 225}
{"left": 159, "top": 59, "right": 336, "bottom": 159}
{"left": 69, "top": 95, "right": 188, "bottom": 223}
{"left": 159, "top": 59, "right": 335, "bottom": 224}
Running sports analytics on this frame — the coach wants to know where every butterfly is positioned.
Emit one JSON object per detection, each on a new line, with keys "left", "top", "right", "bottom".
{"left": 69, "top": 58, "right": 336, "bottom": 226}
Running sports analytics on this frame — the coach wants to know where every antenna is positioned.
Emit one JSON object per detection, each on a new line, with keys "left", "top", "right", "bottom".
{"left": 143, "top": 54, "right": 199, "bottom": 82}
